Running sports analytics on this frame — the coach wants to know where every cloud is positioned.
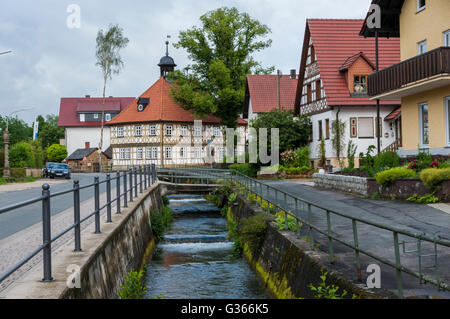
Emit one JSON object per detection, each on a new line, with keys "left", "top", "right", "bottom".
{"left": 0, "top": 0, "right": 372, "bottom": 124}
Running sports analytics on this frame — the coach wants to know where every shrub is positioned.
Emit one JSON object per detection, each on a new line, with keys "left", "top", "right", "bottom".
{"left": 310, "top": 269, "right": 352, "bottom": 299}
{"left": 295, "top": 146, "right": 311, "bottom": 168}
{"left": 374, "top": 151, "right": 400, "bottom": 171}
{"left": 281, "top": 150, "right": 298, "bottom": 167}
{"left": 419, "top": 168, "right": 450, "bottom": 189}
{"left": 229, "top": 163, "right": 257, "bottom": 178}
{"left": 438, "top": 160, "right": 450, "bottom": 169}
{"left": 118, "top": 270, "right": 147, "bottom": 299}
{"left": 347, "top": 140, "right": 357, "bottom": 170}
{"left": 407, "top": 194, "right": 439, "bottom": 204}
{"left": 376, "top": 168, "right": 417, "bottom": 186}
{"left": 10, "top": 168, "right": 26, "bottom": 178}
{"left": 151, "top": 206, "right": 173, "bottom": 239}
{"left": 9, "top": 142, "right": 34, "bottom": 168}
{"left": 162, "top": 196, "right": 170, "bottom": 206}
{"left": 46, "top": 144, "right": 68, "bottom": 163}
{"left": 240, "top": 214, "right": 268, "bottom": 252}
{"left": 275, "top": 211, "right": 300, "bottom": 232}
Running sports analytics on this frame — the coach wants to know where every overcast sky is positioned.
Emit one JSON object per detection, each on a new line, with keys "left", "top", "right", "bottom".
{"left": 0, "top": 0, "right": 372, "bottom": 124}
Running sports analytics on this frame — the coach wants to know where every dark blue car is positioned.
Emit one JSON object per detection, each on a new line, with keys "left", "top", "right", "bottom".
{"left": 48, "top": 163, "right": 71, "bottom": 179}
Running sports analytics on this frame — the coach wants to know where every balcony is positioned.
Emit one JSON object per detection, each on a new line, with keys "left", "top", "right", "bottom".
{"left": 368, "top": 47, "right": 450, "bottom": 100}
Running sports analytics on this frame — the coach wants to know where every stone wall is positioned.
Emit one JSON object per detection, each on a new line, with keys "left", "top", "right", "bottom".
{"left": 229, "top": 196, "right": 395, "bottom": 299}
{"left": 368, "top": 179, "right": 450, "bottom": 201}
{"left": 313, "top": 173, "right": 368, "bottom": 196}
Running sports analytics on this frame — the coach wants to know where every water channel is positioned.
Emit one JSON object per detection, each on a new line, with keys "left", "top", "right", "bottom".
{"left": 144, "top": 195, "right": 270, "bottom": 299}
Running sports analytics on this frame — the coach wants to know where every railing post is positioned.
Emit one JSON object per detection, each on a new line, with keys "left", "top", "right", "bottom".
{"left": 326, "top": 210, "right": 334, "bottom": 263}
{"left": 295, "top": 198, "right": 300, "bottom": 238}
{"left": 134, "top": 167, "right": 138, "bottom": 198}
{"left": 116, "top": 171, "right": 121, "bottom": 214}
{"left": 144, "top": 165, "right": 147, "bottom": 190}
{"left": 106, "top": 174, "right": 112, "bottom": 223}
{"left": 41, "top": 184, "right": 53, "bottom": 282}
{"left": 129, "top": 169, "right": 133, "bottom": 202}
{"left": 73, "top": 180, "right": 81, "bottom": 252}
{"left": 308, "top": 203, "right": 314, "bottom": 248}
{"left": 352, "top": 219, "right": 361, "bottom": 281}
{"left": 123, "top": 170, "right": 128, "bottom": 208}
{"left": 139, "top": 166, "right": 143, "bottom": 193}
{"left": 152, "top": 164, "right": 156, "bottom": 184}
{"left": 393, "top": 232, "right": 404, "bottom": 298}
{"left": 94, "top": 177, "right": 101, "bottom": 234}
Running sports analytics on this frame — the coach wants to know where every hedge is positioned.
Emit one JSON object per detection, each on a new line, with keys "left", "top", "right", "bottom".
{"left": 229, "top": 163, "right": 257, "bottom": 178}
{"left": 419, "top": 168, "right": 450, "bottom": 189}
{"left": 376, "top": 168, "right": 417, "bottom": 186}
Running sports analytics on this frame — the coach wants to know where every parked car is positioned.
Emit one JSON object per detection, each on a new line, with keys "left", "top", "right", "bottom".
{"left": 47, "top": 163, "right": 71, "bottom": 179}
{"left": 42, "top": 162, "right": 57, "bottom": 178}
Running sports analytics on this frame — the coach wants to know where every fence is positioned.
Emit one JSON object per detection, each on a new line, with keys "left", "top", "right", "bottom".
{"left": 0, "top": 164, "right": 157, "bottom": 285}
{"left": 159, "top": 168, "right": 450, "bottom": 299}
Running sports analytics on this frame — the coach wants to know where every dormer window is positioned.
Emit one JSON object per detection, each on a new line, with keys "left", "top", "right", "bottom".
{"left": 93, "top": 113, "right": 99, "bottom": 119}
{"left": 417, "top": 0, "right": 426, "bottom": 12}
{"left": 79, "top": 114, "right": 85, "bottom": 122}
{"left": 354, "top": 75, "right": 367, "bottom": 93}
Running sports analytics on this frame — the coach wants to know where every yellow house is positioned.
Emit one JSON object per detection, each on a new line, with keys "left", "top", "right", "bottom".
{"left": 361, "top": 0, "right": 450, "bottom": 156}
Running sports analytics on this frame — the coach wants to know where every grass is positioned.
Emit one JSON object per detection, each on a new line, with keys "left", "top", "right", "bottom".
{"left": 0, "top": 176, "right": 39, "bottom": 185}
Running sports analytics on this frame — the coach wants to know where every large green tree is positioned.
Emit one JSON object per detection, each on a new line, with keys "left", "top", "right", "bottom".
{"left": 46, "top": 144, "right": 68, "bottom": 163}
{"left": 0, "top": 116, "right": 33, "bottom": 148}
{"left": 36, "top": 114, "right": 65, "bottom": 149}
{"left": 251, "top": 110, "right": 311, "bottom": 154}
{"left": 170, "top": 7, "right": 274, "bottom": 128}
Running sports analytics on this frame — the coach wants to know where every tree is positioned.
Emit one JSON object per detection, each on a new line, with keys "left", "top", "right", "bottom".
{"left": 9, "top": 142, "right": 34, "bottom": 168}
{"left": 250, "top": 110, "right": 311, "bottom": 154}
{"left": 95, "top": 24, "right": 129, "bottom": 170}
{"left": 36, "top": 114, "right": 65, "bottom": 148}
{"left": 170, "top": 7, "right": 274, "bottom": 128}
{"left": 0, "top": 116, "right": 33, "bottom": 148}
{"left": 331, "top": 119, "right": 346, "bottom": 168}
{"left": 47, "top": 144, "right": 68, "bottom": 163}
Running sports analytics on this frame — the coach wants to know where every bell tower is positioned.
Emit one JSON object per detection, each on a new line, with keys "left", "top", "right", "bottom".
{"left": 158, "top": 36, "right": 177, "bottom": 78}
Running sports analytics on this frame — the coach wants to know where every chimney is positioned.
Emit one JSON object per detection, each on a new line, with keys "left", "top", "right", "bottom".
{"left": 85, "top": 95, "right": 91, "bottom": 98}
{"left": 85, "top": 142, "right": 90, "bottom": 149}
{"left": 290, "top": 69, "right": 297, "bottom": 79}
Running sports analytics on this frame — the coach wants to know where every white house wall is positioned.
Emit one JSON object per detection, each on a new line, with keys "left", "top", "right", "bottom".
{"left": 65, "top": 127, "right": 110, "bottom": 156}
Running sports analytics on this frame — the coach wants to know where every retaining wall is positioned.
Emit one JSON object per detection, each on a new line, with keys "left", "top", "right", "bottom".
{"left": 313, "top": 173, "right": 368, "bottom": 196}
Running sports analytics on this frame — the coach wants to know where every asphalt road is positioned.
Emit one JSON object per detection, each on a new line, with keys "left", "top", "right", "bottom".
{"left": 0, "top": 173, "right": 120, "bottom": 240}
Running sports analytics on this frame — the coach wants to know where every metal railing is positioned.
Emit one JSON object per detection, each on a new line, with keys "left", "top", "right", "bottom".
{"left": 159, "top": 168, "right": 450, "bottom": 298}
{"left": 0, "top": 164, "right": 157, "bottom": 285}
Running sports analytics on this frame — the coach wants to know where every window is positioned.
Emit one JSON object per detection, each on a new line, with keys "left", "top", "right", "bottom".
{"left": 418, "top": 40, "right": 427, "bottom": 55}
{"left": 417, "top": 0, "right": 425, "bottom": 11}
{"left": 93, "top": 113, "right": 99, "bottom": 119}
{"left": 79, "top": 114, "right": 85, "bottom": 122}
{"left": 325, "top": 119, "right": 330, "bottom": 140}
{"left": 194, "top": 147, "right": 202, "bottom": 159}
{"left": 147, "top": 147, "right": 158, "bottom": 159}
{"left": 149, "top": 125, "right": 156, "bottom": 136}
{"left": 135, "top": 125, "right": 142, "bottom": 137}
{"left": 180, "top": 147, "right": 186, "bottom": 159}
{"left": 316, "top": 80, "right": 321, "bottom": 100}
{"left": 137, "top": 147, "right": 143, "bottom": 160}
{"left": 419, "top": 103, "right": 429, "bottom": 146}
{"left": 358, "top": 117, "right": 374, "bottom": 138}
{"left": 166, "top": 125, "right": 173, "bottom": 136}
{"left": 218, "top": 147, "right": 225, "bottom": 161}
{"left": 181, "top": 126, "right": 188, "bottom": 137}
{"left": 318, "top": 120, "right": 323, "bottom": 141}
{"left": 213, "top": 126, "right": 221, "bottom": 137}
{"left": 444, "top": 30, "right": 450, "bottom": 47}
{"left": 194, "top": 126, "right": 202, "bottom": 137}
{"left": 165, "top": 147, "right": 172, "bottom": 159}
{"left": 117, "top": 127, "right": 124, "bottom": 138}
{"left": 354, "top": 75, "right": 367, "bottom": 93}
{"left": 105, "top": 114, "right": 111, "bottom": 122}
{"left": 119, "top": 148, "right": 130, "bottom": 160}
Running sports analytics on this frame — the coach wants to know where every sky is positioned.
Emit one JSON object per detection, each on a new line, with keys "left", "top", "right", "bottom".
{"left": 0, "top": 0, "right": 373, "bottom": 124}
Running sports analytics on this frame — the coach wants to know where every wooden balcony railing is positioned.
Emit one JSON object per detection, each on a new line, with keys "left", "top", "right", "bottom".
{"left": 368, "top": 47, "right": 450, "bottom": 97}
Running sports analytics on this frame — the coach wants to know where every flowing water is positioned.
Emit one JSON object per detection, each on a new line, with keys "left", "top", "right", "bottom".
{"left": 144, "top": 195, "right": 270, "bottom": 299}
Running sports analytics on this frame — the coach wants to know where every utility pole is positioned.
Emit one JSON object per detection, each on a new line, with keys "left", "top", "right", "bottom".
{"left": 375, "top": 31, "right": 381, "bottom": 155}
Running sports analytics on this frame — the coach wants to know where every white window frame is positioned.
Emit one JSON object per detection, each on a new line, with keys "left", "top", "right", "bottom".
{"left": 444, "top": 30, "right": 450, "bottom": 47}
{"left": 417, "top": 0, "right": 426, "bottom": 12}
{"left": 213, "top": 126, "right": 221, "bottom": 137}
{"left": 180, "top": 125, "right": 189, "bottom": 137}
{"left": 357, "top": 117, "right": 375, "bottom": 138}
{"left": 180, "top": 146, "right": 187, "bottom": 159}
{"left": 165, "top": 147, "right": 172, "bottom": 159}
{"left": 194, "top": 126, "right": 202, "bottom": 137}
{"left": 93, "top": 113, "right": 99, "bottom": 119}
{"left": 105, "top": 114, "right": 111, "bottom": 122}
{"left": 79, "top": 114, "right": 85, "bottom": 122}
{"left": 137, "top": 147, "right": 143, "bottom": 160}
{"left": 149, "top": 125, "right": 156, "bottom": 136}
{"left": 166, "top": 125, "right": 173, "bottom": 136}
{"left": 194, "top": 147, "right": 201, "bottom": 159}
{"left": 117, "top": 127, "right": 124, "bottom": 138}
{"left": 419, "top": 102, "right": 429, "bottom": 148}
{"left": 418, "top": 40, "right": 427, "bottom": 55}
{"left": 135, "top": 125, "right": 142, "bottom": 137}
{"left": 119, "top": 148, "right": 131, "bottom": 160}
{"left": 446, "top": 97, "right": 450, "bottom": 146}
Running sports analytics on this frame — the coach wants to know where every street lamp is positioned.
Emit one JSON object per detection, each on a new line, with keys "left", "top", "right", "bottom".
{"left": 0, "top": 51, "right": 12, "bottom": 56}
{"left": 2, "top": 108, "right": 34, "bottom": 179}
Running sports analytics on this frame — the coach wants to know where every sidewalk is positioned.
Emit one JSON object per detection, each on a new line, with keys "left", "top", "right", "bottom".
{"left": 0, "top": 179, "right": 67, "bottom": 194}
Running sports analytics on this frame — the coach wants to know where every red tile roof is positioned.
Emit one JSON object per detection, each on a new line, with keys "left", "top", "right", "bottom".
{"left": 385, "top": 107, "right": 401, "bottom": 121}
{"left": 58, "top": 97, "right": 135, "bottom": 127}
{"left": 245, "top": 75, "right": 298, "bottom": 113}
{"left": 297, "top": 19, "right": 401, "bottom": 108}
{"left": 338, "top": 51, "right": 375, "bottom": 72}
{"left": 108, "top": 77, "right": 247, "bottom": 126}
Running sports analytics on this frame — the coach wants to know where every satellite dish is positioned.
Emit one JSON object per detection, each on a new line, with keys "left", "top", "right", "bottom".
{"left": 138, "top": 104, "right": 144, "bottom": 112}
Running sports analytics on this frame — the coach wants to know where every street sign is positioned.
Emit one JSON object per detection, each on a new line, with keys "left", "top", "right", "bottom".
{"left": 83, "top": 156, "right": 87, "bottom": 162}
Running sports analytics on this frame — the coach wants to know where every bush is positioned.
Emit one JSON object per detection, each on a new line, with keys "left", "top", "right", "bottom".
{"left": 229, "top": 163, "right": 257, "bottom": 178}
{"left": 295, "top": 146, "right": 311, "bottom": 168}
{"left": 46, "top": 144, "right": 68, "bottom": 163}
{"left": 9, "top": 142, "right": 34, "bottom": 168}
{"left": 376, "top": 168, "right": 417, "bottom": 186}
{"left": 151, "top": 206, "right": 173, "bottom": 239}
{"left": 374, "top": 151, "right": 400, "bottom": 171}
{"left": 240, "top": 214, "right": 268, "bottom": 252}
{"left": 118, "top": 270, "right": 147, "bottom": 299}
{"left": 407, "top": 194, "right": 439, "bottom": 204}
{"left": 275, "top": 211, "right": 300, "bottom": 232}
{"left": 10, "top": 168, "right": 26, "bottom": 178}
{"left": 419, "top": 168, "right": 450, "bottom": 189}
{"left": 281, "top": 150, "right": 298, "bottom": 167}
{"left": 438, "top": 160, "right": 450, "bottom": 169}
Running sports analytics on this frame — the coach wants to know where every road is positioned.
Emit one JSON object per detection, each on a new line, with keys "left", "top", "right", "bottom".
{"left": 0, "top": 173, "right": 119, "bottom": 240}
